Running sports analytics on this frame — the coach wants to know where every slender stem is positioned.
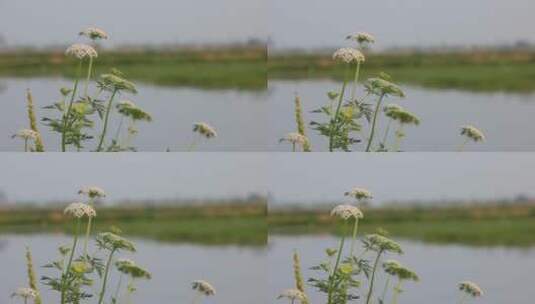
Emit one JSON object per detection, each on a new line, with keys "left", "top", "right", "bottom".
{"left": 98, "top": 248, "right": 117, "bottom": 304}
{"left": 458, "top": 292, "right": 468, "bottom": 304}
{"left": 292, "top": 143, "right": 296, "bottom": 152}
{"left": 82, "top": 199, "right": 94, "bottom": 256}
{"left": 349, "top": 218, "right": 359, "bottom": 258}
{"left": 381, "top": 276, "right": 391, "bottom": 303}
{"left": 327, "top": 222, "right": 348, "bottom": 304}
{"left": 61, "top": 218, "right": 81, "bottom": 304}
{"left": 457, "top": 138, "right": 470, "bottom": 152}
{"left": 192, "top": 292, "right": 201, "bottom": 304}
{"left": 392, "top": 124, "right": 405, "bottom": 152}
{"left": 114, "top": 115, "right": 125, "bottom": 144}
{"left": 188, "top": 135, "right": 199, "bottom": 151}
{"left": 382, "top": 118, "right": 393, "bottom": 147}
{"left": 114, "top": 274, "right": 123, "bottom": 303}
{"left": 61, "top": 61, "right": 82, "bottom": 152}
{"left": 391, "top": 281, "right": 402, "bottom": 304}
{"left": 329, "top": 66, "right": 350, "bottom": 152}
{"left": 350, "top": 62, "right": 361, "bottom": 102}
{"left": 96, "top": 89, "right": 118, "bottom": 152}
{"left": 365, "top": 249, "right": 384, "bottom": 304}
{"left": 84, "top": 57, "right": 93, "bottom": 97}
{"left": 24, "top": 139, "right": 28, "bottom": 152}
{"left": 365, "top": 93, "right": 386, "bottom": 152}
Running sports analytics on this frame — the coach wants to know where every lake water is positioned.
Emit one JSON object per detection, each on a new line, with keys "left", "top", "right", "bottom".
{"left": 269, "top": 235, "right": 535, "bottom": 304}
{"left": 2, "top": 78, "right": 535, "bottom": 151}
{"left": 0, "top": 234, "right": 267, "bottom": 304}
{"left": 0, "top": 78, "right": 270, "bottom": 151}
{"left": 269, "top": 80, "right": 535, "bottom": 151}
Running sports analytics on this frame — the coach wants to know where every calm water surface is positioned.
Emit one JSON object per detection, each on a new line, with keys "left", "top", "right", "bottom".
{"left": 0, "top": 234, "right": 267, "bottom": 304}
{"left": 270, "top": 80, "right": 535, "bottom": 151}
{"left": 0, "top": 78, "right": 269, "bottom": 151}
{"left": 269, "top": 235, "right": 535, "bottom": 304}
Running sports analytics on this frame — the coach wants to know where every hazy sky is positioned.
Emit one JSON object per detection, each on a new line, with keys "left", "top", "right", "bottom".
{"left": 0, "top": 0, "right": 267, "bottom": 47}
{"left": 270, "top": 0, "right": 535, "bottom": 49}
{"left": 0, "top": 153, "right": 269, "bottom": 203}
{"left": 267, "top": 153, "right": 535, "bottom": 205}
{"left": 1, "top": 153, "right": 534, "bottom": 205}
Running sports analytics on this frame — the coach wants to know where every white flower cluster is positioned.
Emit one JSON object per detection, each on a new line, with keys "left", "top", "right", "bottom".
{"left": 330, "top": 204, "right": 364, "bottom": 220}
{"left": 64, "top": 202, "right": 97, "bottom": 218}
{"left": 332, "top": 47, "right": 365, "bottom": 64}
{"left": 65, "top": 44, "right": 98, "bottom": 59}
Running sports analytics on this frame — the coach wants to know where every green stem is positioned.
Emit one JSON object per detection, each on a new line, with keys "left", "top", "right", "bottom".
{"left": 114, "top": 273, "right": 123, "bottom": 303}
{"left": 391, "top": 281, "right": 402, "bottom": 304}
{"left": 457, "top": 138, "right": 470, "bottom": 152}
{"left": 382, "top": 118, "right": 393, "bottom": 147}
{"left": 292, "top": 143, "right": 296, "bottom": 152}
{"left": 349, "top": 218, "right": 359, "bottom": 258}
{"left": 458, "top": 292, "right": 468, "bottom": 304}
{"left": 98, "top": 248, "right": 117, "bottom": 304}
{"left": 365, "top": 93, "right": 386, "bottom": 152}
{"left": 61, "top": 218, "right": 81, "bottom": 304}
{"left": 381, "top": 276, "right": 391, "bottom": 303}
{"left": 114, "top": 115, "right": 125, "bottom": 144}
{"left": 329, "top": 66, "right": 350, "bottom": 152}
{"left": 365, "top": 249, "right": 384, "bottom": 304}
{"left": 392, "top": 124, "right": 405, "bottom": 152}
{"left": 327, "top": 222, "right": 348, "bottom": 304}
{"left": 96, "top": 89, "right": 118, "bottom": 152}
{"left": 24, "top": 139, "right": 28, "bottom": 152}
{"left": 61, "top": 61, "right": 82, "bottom": 152}
{"left": 350, "top": 62, "right": 361, "bottom": 102}
{"left": 84, "top": 57, "right": 93, "bottom": 97}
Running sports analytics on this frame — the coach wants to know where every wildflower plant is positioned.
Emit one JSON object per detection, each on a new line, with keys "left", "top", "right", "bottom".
{"left": 15, "top": 186, "right": 158, "bottom": 304}
{"left": 282, "top": 188, "right": 482, "bottom": 304}
{"left": 458, "top": 125, "right": 485, "bottom": 151}
{"left": 190, "top": 122, "right": 217, "bottom": 150}
{"left": 191, "top": 280, "right": 216, "bottom": 304}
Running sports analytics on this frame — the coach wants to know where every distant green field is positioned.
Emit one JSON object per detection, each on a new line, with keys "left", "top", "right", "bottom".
{"left": 0, "top": 47, "right": 266, "bottom": 90}
{"left": 270, "top": 203, "right": 535, "bottom": 246}
{"left": 0, "top": 203, "right": 267, "bottom": 246}
{"left": 269, "top": 50, "right": 535, "bottom": 92}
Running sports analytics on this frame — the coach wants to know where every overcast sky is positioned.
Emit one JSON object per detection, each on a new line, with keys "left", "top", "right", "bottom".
{"left": 0, "top": 153, "right": 534, "bottom": 205}
{"left": 0, "top": 0, "right": 267, "bottom": 47}
{"left": 270, "top": 0, "right": 535, "bottom": 50}
{"left": 0, "top": 153, "right": 269, "bottom": 203}
{"left": 267, "top": 153, "right": 535, "bottom": 205}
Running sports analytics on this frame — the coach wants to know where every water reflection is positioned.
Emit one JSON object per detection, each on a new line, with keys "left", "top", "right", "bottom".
{"left": 0, "top": 78, "right": 270, "bottom": 151}
{"left": 269, "top": 80, "right": 535, "bottom": 151}
{"left": 0, "top": 234, "right": 267, "bottom": 304}
{"left": 269, "top": 235, "right": 535, "bottom": 304}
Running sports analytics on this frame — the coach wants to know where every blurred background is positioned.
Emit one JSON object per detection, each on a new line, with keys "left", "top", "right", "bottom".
{"left": 0, "top": 153, "right": 267, "bottom": 304}
{"left": 0, "top": 0, "right": 268, "bottom": 151}
{"left": 268, "top": 153, "right": 535, "bottom": 304}
{"left": 269, "top": 0, "right": 535, "bottom": 151}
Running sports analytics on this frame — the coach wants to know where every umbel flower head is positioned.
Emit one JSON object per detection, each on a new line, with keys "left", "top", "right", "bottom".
{"left": 99, "top": 73, "right": 137, "bottom": 94}
{"left": 392, "top": 109, "right": 420, "bottom": 125}
{"left": 280, "top": 132, "right": 308, "bottom": 146}
{"left": 79, "top": 27, "right": 109, "bottom": 40}
{"left": 344, "top": 187, "right": 373, "bottom": 200}
{"left": 333, "top": 47, "right": 365, "bottom": 64}
{"left": 116, "top": 258, "right": 152, "bottom": 279}
{"left": 65, "top": 43, "right": 98, "bottom": 59}
{"left": 383, "top": 260, "right": 419, "bottom": 281}
{"left": 460, "top": 125, "right": 485, "bottom": 142}
{"left": 331, "top": 204, "right": 364, "bottom": 220}
{"left": 11, "top": 287, "right": 38, "bottom": 300}
{"left": 346, "top": 32, "right": 376, "bottom": 44}
{"left": 192, "top": 280, "right": 216, "bottom": 296}
{"left": 459, "top": 281, "right": 483, "bottom": 297}
{"left": 193, "top": 122, "right": 217, "bottom": 138}
{"left": 384, "top": 104, "right": 403, "bottom": 118}
{"left": 277, "top": 289, "right": 307, "bottom": 301}
{"left": 78, "top": 186, "right": 106, "bottom": 199}
{"left": 12, "top": 129, "right": 38, "bottom": 140}
{"left": 364, "top": 234, "right": 403, "bottom": 254}
{"left": 116, "top": 100, "right": 153, "bottom": 122}
{"left": 64, "top": 202, "right": 96, "bottom": 218}
{"left": 96, "top": 232, "right": 136, "bottom": 252}
{"left": 365, "top": 78, "right": 405, "bottom": 97}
